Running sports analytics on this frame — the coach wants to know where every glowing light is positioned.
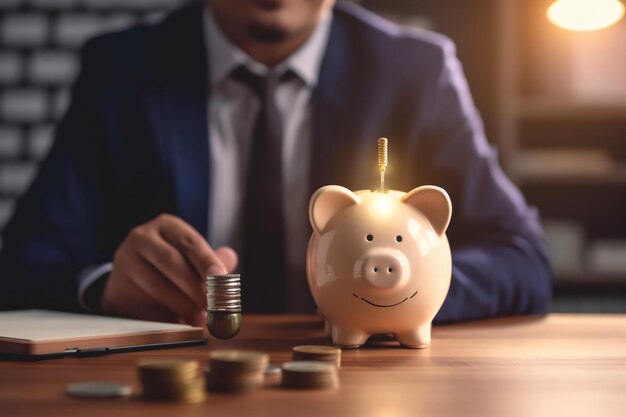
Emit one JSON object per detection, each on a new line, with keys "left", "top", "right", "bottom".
{"left": 371, "top": 195, "right": 392, "bottom": 217}
{"left": 547, "top": 0, "right": 625, "bottom": 31}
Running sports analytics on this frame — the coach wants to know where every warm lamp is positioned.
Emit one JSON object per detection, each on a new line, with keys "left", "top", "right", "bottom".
{"left": 547, "top": 0, "right": 625, "bottom": 31}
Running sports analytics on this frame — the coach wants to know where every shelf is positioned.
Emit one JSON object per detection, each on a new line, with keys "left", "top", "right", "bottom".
{"left": 515, "top": 98, "right": 626, "bottom": 120}
{"left": 518, "top": 171, "right": 626, "bottom": 187}
{"left": 553, "top": 271, "right": 626, "bottom": 287}
{"left": 553, "top": 281, "right": 626, "bottom": 298}
{"left": 516, "top": 162, "right": 626, "bottom": 186}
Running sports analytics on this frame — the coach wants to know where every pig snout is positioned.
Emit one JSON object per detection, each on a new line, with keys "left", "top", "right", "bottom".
{"left": 357, "top": 248, "right": 410, "bottom": 291}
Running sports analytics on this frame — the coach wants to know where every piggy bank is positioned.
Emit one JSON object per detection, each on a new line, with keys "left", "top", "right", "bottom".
{"left": 306, "top": 185, "right": 452, "bottom": 348}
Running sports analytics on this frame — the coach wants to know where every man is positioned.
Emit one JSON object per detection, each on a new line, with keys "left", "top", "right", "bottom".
{"left": 0, "top": 0, "right": 551, "bottom": 326}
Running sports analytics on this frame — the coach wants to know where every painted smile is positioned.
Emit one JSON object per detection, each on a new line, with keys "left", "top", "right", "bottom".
{"left": 352, "top": 291, "right": 418, "bottom": 308}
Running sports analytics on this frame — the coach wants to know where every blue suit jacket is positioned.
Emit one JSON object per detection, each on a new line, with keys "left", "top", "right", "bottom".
{"left": 0, "top": 1, "right": 551, "bottom": 321}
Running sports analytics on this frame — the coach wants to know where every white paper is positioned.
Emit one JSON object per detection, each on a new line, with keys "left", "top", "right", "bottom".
{"left": 0, "top": 310, "right": 195, "bottom": 342}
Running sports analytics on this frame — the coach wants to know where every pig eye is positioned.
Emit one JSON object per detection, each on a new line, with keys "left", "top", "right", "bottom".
{"left": 366, "top": 234, "right": 374, "bottom": 241}
{"left": 396, "top": 235, "right": 403, "bottom": 242}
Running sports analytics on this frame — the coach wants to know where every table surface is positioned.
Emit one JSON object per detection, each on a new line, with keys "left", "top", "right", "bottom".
{"left": 1, "top": 313, "right": 625, "bottom": 417}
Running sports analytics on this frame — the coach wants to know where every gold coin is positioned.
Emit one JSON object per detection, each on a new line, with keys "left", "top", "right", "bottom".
{"left": 138, "top": 358, "right": 205, "bottom": 403}
{"left": 281, "top": 361, "right": 339, "bottom": 389}
{"left": 292, "top": 345, "right": 341, "bottom": 366}
{"left": 209, "top": 350, "right": 269, "bottom": 373}
{"left": 138, "top": 359, "right": 199, "bottom": 373}
{"left": 293, "top": 345, "right": 340, "bottom": 356}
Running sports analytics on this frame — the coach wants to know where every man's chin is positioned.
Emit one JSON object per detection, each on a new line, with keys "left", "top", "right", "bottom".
{"left": 247, "top": 24, "right": 290, "bottom": 43}
{"left": 253, "top": 0, "right": 285, "bottom": 11}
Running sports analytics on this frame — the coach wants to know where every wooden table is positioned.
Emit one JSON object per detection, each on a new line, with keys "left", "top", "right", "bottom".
{"left": 1, "top": 314, "right": 626, "bottom": 417}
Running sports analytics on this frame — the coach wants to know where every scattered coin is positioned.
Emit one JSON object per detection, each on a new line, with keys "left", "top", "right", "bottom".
{"left": 205, "top": 350, "right": 269, "bottom": 393}
{"left": 65, "top": 382, "right": 132, "bottom": 399}
{"left": 206, "top": 362, "right": 280, "bottom": 376}
{"left": 292, "top": 345, "right": 341, "bottom": 367}
{"left": 138, "top": 358, "right": 206, "bottom": 403}
{"left": 281, "top": 361, "right": 339, "bottom": 389}
{"left": 209, "top": 350, "right": 269, "bottom": 373}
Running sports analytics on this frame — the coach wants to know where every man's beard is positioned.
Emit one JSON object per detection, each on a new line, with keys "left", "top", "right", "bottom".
{"left": 246, "top": 24, "right": 290, "bottom": 43}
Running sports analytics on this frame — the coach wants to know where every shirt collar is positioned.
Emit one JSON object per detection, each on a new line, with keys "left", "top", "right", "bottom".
{"left": 203, "top": 7, "right": 332, "bottom": 87}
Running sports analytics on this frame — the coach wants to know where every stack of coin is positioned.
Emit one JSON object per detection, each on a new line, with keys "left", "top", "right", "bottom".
{"left": 206, "top": 274, "right": 242, "bottom": 339}
{"left": 205, "top": 350, "right": 269, "bottom": 393}
{"left": 138, "top": 359, "right": 206, "bottom": 403}
{"left": 281, "top": 361, "right": 339, "bottom": 389}
{"left": 292, "top": 345, "right": 341, "bottom": 367}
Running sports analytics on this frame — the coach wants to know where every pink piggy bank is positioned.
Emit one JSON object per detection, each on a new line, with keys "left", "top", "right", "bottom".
{"left": 306, "top": 185, "right": 452, "bottom": 348}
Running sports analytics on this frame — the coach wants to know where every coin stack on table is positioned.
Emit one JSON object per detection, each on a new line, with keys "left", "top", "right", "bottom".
{"left": 292, "top": 345, "right": 341, "bottom": 367}
{"left": 281, "top": 361, "right": 339, "bottom": 389}
{"left": 205, "top": 350, "right": 269, "bottom": 393}
{"left": 138, "top": 359, "right": 206, "bottom": 403}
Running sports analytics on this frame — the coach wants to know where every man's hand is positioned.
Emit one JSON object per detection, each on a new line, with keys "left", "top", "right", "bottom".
{"left": 101, "top": 214, "right": 238, "bottom": 326}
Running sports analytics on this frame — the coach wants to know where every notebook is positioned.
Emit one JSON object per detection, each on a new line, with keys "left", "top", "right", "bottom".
{"left": 0, "top": 309, "right": 206, "bottom": 359}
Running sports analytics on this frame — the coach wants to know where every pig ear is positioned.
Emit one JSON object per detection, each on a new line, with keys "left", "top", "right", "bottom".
{"left": 309, "top": 185, "right": 361, "bottom": 234}
{"left": 401, "top": 186, "right": 452, "bottom": 236}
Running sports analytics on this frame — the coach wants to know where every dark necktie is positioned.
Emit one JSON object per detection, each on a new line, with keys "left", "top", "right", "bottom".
{"left": 231, "top": 66, "right": 287, "bottom": 313}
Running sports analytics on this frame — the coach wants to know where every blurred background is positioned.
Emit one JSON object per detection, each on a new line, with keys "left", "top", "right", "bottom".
{"left": 0, "top": 0, "right": 625, "bottom": 313}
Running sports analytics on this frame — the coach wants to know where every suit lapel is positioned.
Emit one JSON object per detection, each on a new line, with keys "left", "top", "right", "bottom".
{"left": 311, "top": 10, "right": 374, "bottom": 194}
{"left": 151, "top": 3, "right": 210, "bottom": 236}
{"left": 311, "top": 15, "right": 351, "bottom": 193}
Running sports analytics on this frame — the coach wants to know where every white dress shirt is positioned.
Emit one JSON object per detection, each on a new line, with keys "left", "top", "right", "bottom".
{"left": 78, "top": 7, "right": 332, "bottom": 313}
{"left": 205, "top": 10, "right": 332, "bottom": 312}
